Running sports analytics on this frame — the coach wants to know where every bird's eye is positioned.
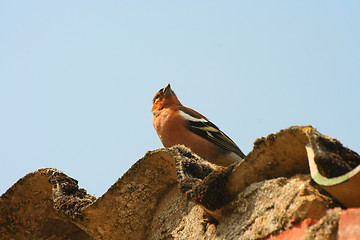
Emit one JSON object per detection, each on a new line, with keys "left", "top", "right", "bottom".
{"left": 153, "top": 93, "right": 161, "bottom": 103}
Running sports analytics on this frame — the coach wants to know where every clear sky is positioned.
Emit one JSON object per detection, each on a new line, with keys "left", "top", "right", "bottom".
{"left": 1, "top": 1, "right": 359, "bottom": 197}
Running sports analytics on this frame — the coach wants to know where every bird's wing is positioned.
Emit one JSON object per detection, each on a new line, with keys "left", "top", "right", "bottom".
{"left": 179, "top": 106, "right": 245, "bottom": 158}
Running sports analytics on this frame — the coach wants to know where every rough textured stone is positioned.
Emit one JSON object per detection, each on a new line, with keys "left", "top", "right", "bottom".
{"left": 304, "top": 208, "right": 341, "bottom": 240}
{"left": 268, "top": 208, "right": 341, "bottom": 240}
{"left": 149, "top": 175, "right": 335, "bottom": 240}
{"left": 0, "top": 168, "right": 93, "bottom": 240}
{"left": 149, "top": 185, "right": 208, "bottom": 240}
{"left": 74, "top": 149, "right": 178, "bottom": 240}
{"left": 1, "top": 126, "right": 358, "bottom": 239}
{"left": 214, "top": 175, "right": 334, "bottom": 240}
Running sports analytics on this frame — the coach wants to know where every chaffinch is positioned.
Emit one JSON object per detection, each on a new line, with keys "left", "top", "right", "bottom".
{"left": 152, "top": 84, "right": 245, "bottom": 166}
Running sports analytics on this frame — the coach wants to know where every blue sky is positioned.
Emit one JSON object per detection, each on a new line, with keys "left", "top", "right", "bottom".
{"left": 1, "top": 1, "right": 359, "bottom": 197}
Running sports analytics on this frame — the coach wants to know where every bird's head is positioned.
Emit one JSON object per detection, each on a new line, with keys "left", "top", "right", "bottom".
{"left": 152, "top": 83, "right": 181, "bottom": 115}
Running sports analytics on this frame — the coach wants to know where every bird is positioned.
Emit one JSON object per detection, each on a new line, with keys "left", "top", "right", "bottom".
{"left": 152, "top": 83, "right": 245, "bottom": 166}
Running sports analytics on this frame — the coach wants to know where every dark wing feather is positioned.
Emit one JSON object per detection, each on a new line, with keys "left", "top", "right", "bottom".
{"left": 180, "top": 107, "right": 245, "bottom": 158}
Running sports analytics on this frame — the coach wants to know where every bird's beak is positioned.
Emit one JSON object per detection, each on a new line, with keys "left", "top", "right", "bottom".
{"left": 163, "top": 83, "right": 172, "bottom": 97}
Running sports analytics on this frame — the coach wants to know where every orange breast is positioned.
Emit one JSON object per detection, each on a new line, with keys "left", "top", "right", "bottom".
{"left": 153, "top": 108, "right": 222, "bottom": 161}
